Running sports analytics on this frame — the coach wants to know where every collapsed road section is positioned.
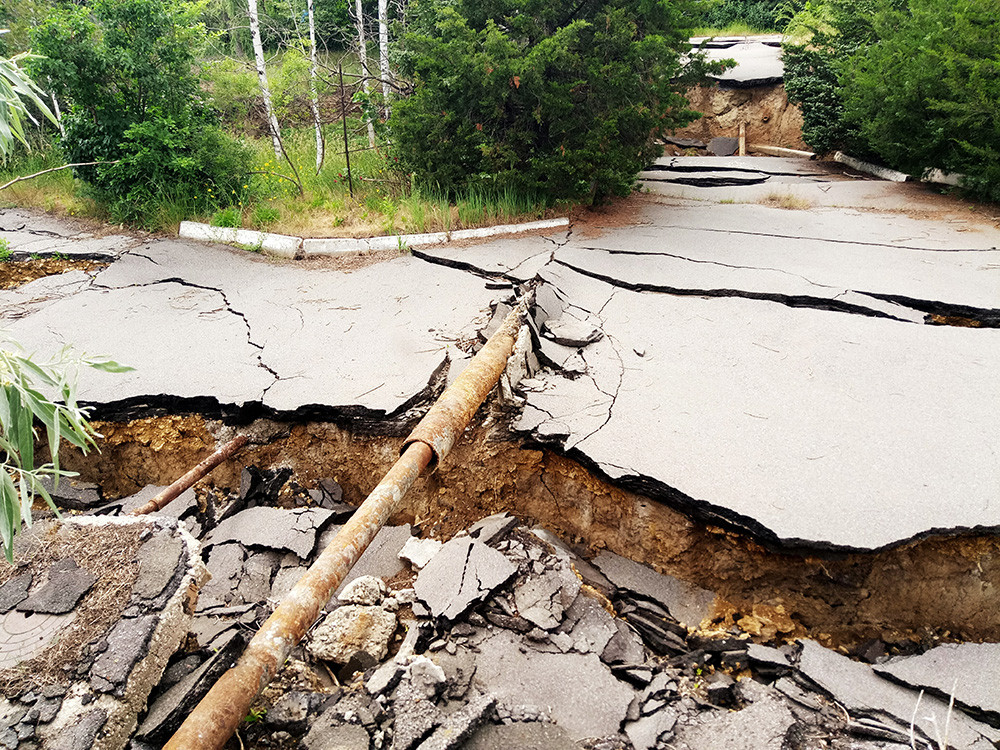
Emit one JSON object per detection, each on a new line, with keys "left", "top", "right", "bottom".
{"left": 1, "top": 155, "right": 999, "bottom": 748}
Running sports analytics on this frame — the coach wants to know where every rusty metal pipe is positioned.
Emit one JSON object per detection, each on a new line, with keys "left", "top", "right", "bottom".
{"left": 165, "top": 298, "right": 528, "bottom": 750}
{"left": 130, "top": 434, "right": 248, "bottom": 516}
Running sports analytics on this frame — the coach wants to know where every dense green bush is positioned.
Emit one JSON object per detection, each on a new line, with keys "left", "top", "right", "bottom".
{"left": 702, "top": 0, "right": 802, "bottom": 31}
{"left": 390, "top": 0, "right": 713, "bottom": 203}
{"left": 783, "top": 0, "right": 998, "bottom": 201}
{"left": 29, "top": 0, "right": 251, "bottom": 227}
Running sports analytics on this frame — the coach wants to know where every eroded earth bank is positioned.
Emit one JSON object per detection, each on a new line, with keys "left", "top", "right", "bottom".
{"left": 2, "top": 156, "right": 999, "bottom": 750}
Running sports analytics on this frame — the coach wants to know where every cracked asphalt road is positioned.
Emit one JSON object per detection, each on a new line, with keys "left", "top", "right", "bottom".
{"left": 2, "top": 157, "right": 999, "bottom": 552}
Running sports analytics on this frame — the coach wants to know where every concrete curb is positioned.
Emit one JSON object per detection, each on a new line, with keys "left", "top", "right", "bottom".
{"left": 834, "top": 152, "right": 910, "bottom": 182}
{"left": 178, "top": 217, "right": 570, "bottom": 259}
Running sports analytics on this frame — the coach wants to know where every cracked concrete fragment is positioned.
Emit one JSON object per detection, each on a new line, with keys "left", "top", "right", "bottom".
{"left": 670, "top": 691, "right": 792, "bottom": 750}
{"left": 513, "top": 560, "right": 581, "bottom": 630}
{"left": 593, "top": 551, "right": 715, "bottom": 629}
{"left": 874, "top": 643, "right": 1000, "bottom": 724}
{"left": 413, "top": 538, "right": 516, "bottom": 622}
{"left": 203, "top": 506, "right": 334, "bottom": 559}
{"left": 18, "top": 559, "right": 95, "bottom": 615}
{"left": 797, "top": 640, "right": 1000, "bottom": 749}
{"left": 542, "top": 315, "right": 603, "bottom": 347}
{"left": 472, "top": 629, "right": 634, "bottom": 741}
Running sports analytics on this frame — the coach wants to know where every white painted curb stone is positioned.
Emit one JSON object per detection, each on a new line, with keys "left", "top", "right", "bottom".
{"left": 179, "top": 217, "right": 569, "bottom": 259}
{"left": 834, "top": 152, "right": 910, "bottom": 182}
{"left": 178, "top": 222, "right": 302, "bottom": 258}
{"left": 301, "top": 217, "right": 570, "bottom": 257}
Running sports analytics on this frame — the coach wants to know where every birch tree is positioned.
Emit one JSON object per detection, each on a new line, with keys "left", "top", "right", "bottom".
{"left": 306, "top": 0, "right": 324, "bottom": 171}
{"left": 378, "top": 0, "right": 390, "bottom": 117}
{"left": 355, "top": 0, "right": 375, "bottom": 146}
{"left": 248, "top": 0, "right": 283, "bottom": 158}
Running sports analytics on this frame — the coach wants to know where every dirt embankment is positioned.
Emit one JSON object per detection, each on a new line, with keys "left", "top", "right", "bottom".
{"left": 672, "top": 84, "right": 808, "bottom": 151}
{"left": 54, "top": 414, "right": 1000, "bottom": 651}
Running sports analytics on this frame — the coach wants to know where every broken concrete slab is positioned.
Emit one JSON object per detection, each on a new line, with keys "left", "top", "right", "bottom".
{"left": 472, "top": 629, "right": 635, "bottom": 741}
{"left": 707, "top": 137, "right": 739, "bottom": 156}
{"left": 0, "top": 573, "right": 31, "bottom": 614}
{"left": 874, "top": 642, "right": 1000, "bottom": 724}
{"left": 414, "top": 692, "right": 496, "bottom": 750}
{"left": 300, "top": 709, "right": 372, "bottom": 750}
{"left": 796, "top": 640, "right": 1000, "bottom": 749}
{"left": 203, "top": 506, "right": 334, "bottom": 559}
{"left": 699, "top": 38, "right": 785, "bottom": 87}
{"left": 410, "top": 234, "right": 560, "bottom": 284}
{"left": 413, "top": 537, "right": 517, "bottom": 622}
{"left": 38, "top": 476, "right": 103, "bottom": 511}
{"left": 593, "top": 552, "right": 715, "bottom": 629}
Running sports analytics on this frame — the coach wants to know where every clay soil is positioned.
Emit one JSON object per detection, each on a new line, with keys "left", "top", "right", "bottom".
{"left": 54, "top": 412, "right": 1000, "bottom": 651}
{"left": 0, "top": 258, "right": 105, "bottom": 289}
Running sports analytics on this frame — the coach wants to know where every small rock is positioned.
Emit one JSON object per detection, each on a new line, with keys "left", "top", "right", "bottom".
{"left": 309, "top": 605, "right": 397, "bottom": 664}
{"left": 340, "top": 576, "right": 389, "bottom": 606}
{"left": 266, "top": 691, "right": 328, "bottom": 730}
{"left": 406, "top": 656, "right": 446, "bottom": 699}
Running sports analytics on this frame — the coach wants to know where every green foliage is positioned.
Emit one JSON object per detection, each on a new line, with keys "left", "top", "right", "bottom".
{"left": 841, "top": 0, "right": 1000, "bottom": 200}
{"left": 0, "top": 52, "right": 56, "bottom": 159}
{"left": 28, "top": 0, "right": 252, "bottom": 228}
{"left": 701, "top": 0, "right": 804, "bottom": 31}
{"left": 390, "top": 0, "right": 712, "bottom": 203}
{"left": 0, "top": 346, "right": 133, "bottom": 562}
{"left": 784, "top": 0, "right": 999, "bottom": 200}
{"left": 0, "top": 238, "right": 10, "bottom": 261}
{"left": 211, "top": 205, "right": 242, "bottom": 227}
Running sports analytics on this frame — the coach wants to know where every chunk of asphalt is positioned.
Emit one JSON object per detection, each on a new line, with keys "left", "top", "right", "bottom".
{"left": 301, "top": 718, "right": 371, "bottom": 750}
{"left": 202, "top": 506, "right": 334, "bottom": 559}
{"left": 0, "top": 573, "right": 31, "bottom": 614}
{"left": 514, "top": 561, "right": 581, "bottom": 630}
{"left": 116, "top": 485, "right": 198, "bottom": 519}
{"left": 671, "top": 691, "right": 794, "bottom": 750}
{"left": 132, "top": 533, "right": 186, "bottom": 601}
{"left": 135, "top": 629, "right": 248, "bottom": 744}
{"left": 197, "top": 543, "right": 246, "bottom": 610}
{"left": 558, "top": 594, "right": 617, "bottom": 655}
{"left": 44, "top": 708, "right": 108, "bottom": 750}
{"left": 90, "top": 615, "right": 158, "bottom": 694}
{"left": 592, "top": 551, "right": 715, "bottom": 629}
{"left": 390, "top": 678, "right": 444, "bottom": 750}
{"left": 415, "top": 692, "right": 496, "bottom": 750}
{"left": 625, "top": 707, "right": 679, "bottom": 750}
{"left": 463, "top": 722, "right": 577, "bottom": 750}
{"left": 797, "top": 640, "right": 1000, "bottom": 749}
{"left": 541, "top": 315, "right": 604, "bottom": 348}
{"left": 472, "top": 629, "right": 635, "bottom": 741}
{"left": 874, "top": 642, "right": 1000, "bottom": 725}
{"left": 38, "top": 476, "right": 102, "bottom": 511}
{"left": 18, "top": 558, "right": 95, "bottom": 615}
{"left": 467, "top": 513, "right": 518, "bottom": 546}
{"left": 413, "top": 537, "right": 517, "bottom": 622}
{"left": 708, "top": 136, "right": 739, "bottom": 156}
{"left": 601, "top": 619, "right": 647, "bottom": 665}
{"left": 399, "top": 537, "right": 443, "bottom": 570}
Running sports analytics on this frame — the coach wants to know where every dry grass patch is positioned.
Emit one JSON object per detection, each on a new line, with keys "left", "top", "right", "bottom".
{"left": 759, "top": 192, "right": 814, "bottom": 210}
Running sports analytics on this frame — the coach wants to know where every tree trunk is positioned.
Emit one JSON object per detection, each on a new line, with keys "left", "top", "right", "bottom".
{"left": 378, "top": 0, "right": 390, "bottom": 118}
{"left": 248, "top": 0, "right": 283, "bottom": 158}
{"left": 356, "top": 0, "right": 376, "bottom": 147}
{"left": 307, "top": 0, "right": 324, "bottom": 172}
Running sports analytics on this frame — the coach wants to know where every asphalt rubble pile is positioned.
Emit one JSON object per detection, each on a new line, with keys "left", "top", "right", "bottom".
{"left": 13, "top": 471, "right": 1000, "bottom": 750}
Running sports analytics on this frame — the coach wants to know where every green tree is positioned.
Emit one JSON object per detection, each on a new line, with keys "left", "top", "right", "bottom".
{"left": 842, "top": 0, "right": 1000, "bottom": 199}
{"left": 389, "top": 0, "right": 717, "bottom": 203}
{"left": 29, "top": 0, "right": 251, "bottom": 226}
{"left": 0, "top": 50, "right": 56, "bottom": 158}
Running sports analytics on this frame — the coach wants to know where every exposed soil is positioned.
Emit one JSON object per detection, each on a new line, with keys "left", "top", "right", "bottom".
{"left": 672, "top": 84, "right": 808, "bottom": 151}
{"left": 0, "top": 258, "right": 106, "bottom": 289}
{"left": 55, "top": 413, "right": 1000, "bottom": 651}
